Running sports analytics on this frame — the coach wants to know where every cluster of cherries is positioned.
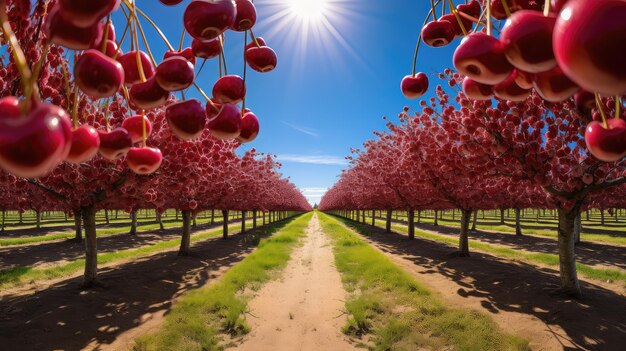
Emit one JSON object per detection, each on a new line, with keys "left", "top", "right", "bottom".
{"left": 401, "top": 0, "right": 626, "bottom": 163}
{"left": 0, "top": 0, "right": 277, "bottom": 179}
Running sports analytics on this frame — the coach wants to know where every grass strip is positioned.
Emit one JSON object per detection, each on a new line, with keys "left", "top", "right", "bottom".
{"left": 134, "top": 212, "right": 312, "bottom": 351}
{"left": 317, "top": 212, "right": 528, "bottom": 351}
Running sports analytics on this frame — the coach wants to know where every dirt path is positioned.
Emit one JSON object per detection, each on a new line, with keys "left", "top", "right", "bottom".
{"left": 336, "top": 218, "right": 626, "bottom": 351}
{"left": 234, "top": 214, "right": 356, "bottom": 351}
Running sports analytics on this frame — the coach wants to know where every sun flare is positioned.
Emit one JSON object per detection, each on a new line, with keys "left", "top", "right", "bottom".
{"left": 289, "top": 0, "right": 328, "bottom": 20}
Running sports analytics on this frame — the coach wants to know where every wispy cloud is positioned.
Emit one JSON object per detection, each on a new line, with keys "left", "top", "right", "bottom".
{"left": 282, "top": 121, "right": 319, "bottom": 137}
{"left": 300, "top": 187, "right": 328, "bottom": 205}
{"left": 276, "top": 154, "right": 348, "bottom": 165}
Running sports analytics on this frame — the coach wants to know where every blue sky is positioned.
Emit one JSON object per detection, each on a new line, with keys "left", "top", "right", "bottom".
{"left": 123, "top": 0, "right": 457, "bottom": 205}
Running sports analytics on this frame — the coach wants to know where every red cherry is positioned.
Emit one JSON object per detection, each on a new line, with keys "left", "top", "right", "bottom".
{"left": 246, "top": 36, "right": 266, "bottom": 51}
{"left": 513, "top": 69, "right": 534, "bottom": 89}
{"left": 421, "top": 20, "right": 455, "bottom": 47}
{"left": 575, "top": 90, "right": 596, "bottom": 115}
{"left": 453, "top": 32, "right": 513, "bottom": 85}
{"left": 458, "top": 0, "right": 481, "bottom": 18}
{"left": 238, "top": 111, "right": 260, "bottom": 143}
{"left": 74, "top": 49, "right": 124, "bottom": 98}
{"left": 551, "top": 0, "right": 570, "bottom": 13}
{"left": 164, "top": 48, "right": 197, "bottom": 66}
{"left": 233, "top": 0, "right": 257, "bottom": 31}
{"left": 58, "top": 0, "right": 120, "bottom": 27}
{"left": 184, "top": 0, "right": 236, "bottom": 40}
{"left": 155, "top": 56, "right": 196, "bottom": 92}
{"left": 0, "top": 96, "right": 20, "bottom": 120}
{"left": 166, "top": 99, "right": 207, "bottom": 140}
{"left": 494, "top": 72, "right": 531, "bottom": 101}
{"left": 439, "top": 13, "right": 471, "bottom": 37}
{"left": 91, "top": 22, "right": 116, "bottom": 50}
{"left": 401, "top": 73, "right": 429, "bottom": 99}
{"left": 207, "top": 103, "right": 242, "bottom": 140}
{"left": 192, "top": 38, "right": 222, "bottom": 59}
{"left": 160, "top": 0, "right": 184, "bottom": 5}
{"left": 121, "top": 115, "right": 152, "bottom": 143}
{"left": 127, "top": 147, "right": 163, "bottom": 175}
{"left": 553, "top": 0, "right": 626, "bottom": 96}
{"left": 99, "top": 40, "right": 120, "bottom": 58}
{"left": 66, "top": 125, "right": 100, "bottom": 164}
{"left": 45, "top": 5, "right": 103, "bottom": 50}
{"left": 462, "top": 77, "right": 494, "bottom": 100}
{"left": 129, "top": 77, "right": 171, "bottom": 110}
{"left": 585, "top": 119, "right": 626, "bottom": 162}
{"left": 98, "top": 128, "right": 132, "bottom": 161}
{"left": 532, "top": 66, "right": 580, "bottom": 102}
{"left": 212, "top": 75, "right": 246, "bottom": 104}
{"left": 246, "top": 46, "right": 278, "bottom": 72}
{"left": 501, "top": 10, "right": 557, "bottom": 73}
{"left": 117, "top": 51, "right": 155, "bottom": 86}
{"left": 0, "top": 103, "right": 72, "bottom": 178}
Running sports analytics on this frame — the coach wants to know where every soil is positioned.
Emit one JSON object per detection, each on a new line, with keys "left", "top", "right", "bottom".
{"left": 233, "top": 214, "right": 357, "bottom": 351}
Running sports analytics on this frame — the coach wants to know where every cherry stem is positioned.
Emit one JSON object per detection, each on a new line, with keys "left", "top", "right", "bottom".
{"left": 457, "top": 11, "right": 484, "bottom": 26}
{"left": 122, "top": 0, "right": 174, "bottom": 51}
{"left": 249, "top": 29, "right": 262, "bottom": 48}
{"left": 135, "top": 17, "right": 157, "bottom": 67}
{"left": 32, "top": 43, "right": 49, "bottom": 86}
{"left": 178, "top": 29, "right": 185, "bottom": 52}
{"left": 141, "top": 111, "right": 147, "bottom": 147}
{"left": 616, "top": 96, "right": 622, "bottom": 119}
{"left": 59, "top": 63, "right": 75, "bottom": 127}
{"left": 486, "top": 0, "right": 492, "bottom": 36}
{"left": 219, "top": 35, "right": 228, "bottom": 75}
{"left": 595, "top": 93, "right": 608, "bottom": 128}
{"left": 103, "top": 99, "right": 111, "bottom": 132}
{"left": 242, "top": 30, "right": 248, "bottom": 115}
{"left": 430, "top": 0, "right": 438, "bottom": 21}
{"left": 72, "top": 84, "right": 78, "bottom": 128}
{"left": 101, "top": 17, "right": 112, "bottom": 54}
{"left": 500, "top": 0, "right": 512, "bottom": 18}
{"left": 411, "top": 0, "right": 441, "bottom": 76}
{"left": 448, "top": 0, "right": 468, "bottom": 36}
{"left": 192, "top": 82, "right": 219, "bottom": 113}
{"left": 114, "top": 18, "right": 132, "bottom": 60}
{"left": 543, "top": 0, "right": 551, "bottom": 17}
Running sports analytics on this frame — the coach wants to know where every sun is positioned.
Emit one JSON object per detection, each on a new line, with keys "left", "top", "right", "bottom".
{"left": 289, "top": 0, "right": 328, "bottom": 20}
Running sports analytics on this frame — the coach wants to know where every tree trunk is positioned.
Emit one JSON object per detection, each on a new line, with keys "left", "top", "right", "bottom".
{"left": 585, "top": 210, "right": 589, "bottom": 222}
{"left": 73, "top": 209, "right": 82, "bottom": 241}
{"left": 371, "top": 210, "right": 375, "bottom": 226}
{"left": 211, "top": 209, "right": 215, "bottom": 224}
{"left": 18, "top": 211, "right": 23, "bottom": 225}
{"left": 434, "top": 210, "right": 439, "bottom": 226}
{"left": 458, "top": 209, "right": 471, "bottom": 257}
{"left": 556, "top": 207, "right": 582, "bottom": 297}
{"left": 500, "top": 209, "right": 505, "bottom": 224}
{"left": 176, "top": 209, "right": 179, "bottom": 221}
{"left": 82, "top": 206, "right": 98, "bottom": 287}
{"left": 35, "top": 210, "right": 41, "bottom": 229}
{"left": 129, "top": 210, "right": 137, "bottom": 235}
{"left": 452, "top": 209, "right": 455, "bottom": 221}
{"left": 574, "top": 212, "right": 582, "bottom": 245}
{"left": 222, "top": 210, "right": 229, "bottom": 239}
{"left": 471, "top": 210, "right": 477, "bottom": 232}
{"left": 241, "top": 211, "right": 247, "bottom": 233}
{"left": 385, "top": 210, "right": 392, "bottom": 232}
{"left": 263, "top": 211, "right": 266, "bottom": 225}
{"left": 515, "top": 208, "right": 522, "bottom": 236}
{"left": 1, "top": 209, "right": 5, "bottom": 233}
{"left": 105, "top": 209, "right": 109, "bottom": 224}
{"left": 157, "top": 211, "right": 164, "bottom": 230}
{"left": 253, "top": 210, "right": 257, "bottom": 229}
{"left": 600, "top": 209, "right": 605, "bottom": 225}
{"left": 178, "top": 210, "right": 191, "bottom": 256}
{"left": 192, "top": 212, "right": 197, "bottom": 227}
{"left": 407, "top": 209, "right": 415, "bottom": 240}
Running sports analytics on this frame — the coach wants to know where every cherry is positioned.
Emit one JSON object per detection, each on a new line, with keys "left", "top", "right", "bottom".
{"left": 164, "top": 48, "right": 197, "bottom": 66}
{"left": 0, "top": 103, "right": 72, "bottom": 178}
{"left": 184, "top": 0, "right": 236, "bottom": 40}
{"left": 585, "top": 118, "right": 626, "bottom": 162}
{"left": 532, "top": 66, "right": 580, "bottom": 102}
{"left": 501, "top": 10, "right": 557, "bottom": 73}
{"left": 421, "top": 20, "right": 455, "bottom": 47}
{"left": 574, "top": 90, "right": 596, "bottom": 115}
{"left": 74, "top": 50, "right": 124, "bottom": 98}
{"left": 121, "top": 115, "right": 152, "bottom": 143}
{"left": 192, "top": 38, "right": 222, "bottom": 59}
{"left": 98, "top": 128, "right": 132, "bottom": 161}
{"left": 233, "top": 0, "right": 257, "bottom": 32}
{"left": 155, "top": 56, "right": 195, "bottom": 92}
{"left": 212, "top": 75, "right": 246, "bottom": 104}
{"left": 514, "top": 69, "right": 534, "bottom": 89}
{"left": 246, "top": 46, "right": 278, "bottom": 72}
{"left": 440, "top": 13, "right": 471, "bottom": 37}
{"left": 238, "top": 111, "right": 260, "bottom": 143}
{"left": 462, "top": 77, "right": 494, "bottom": 100}
{"left": 58, "top": 0, "right": 120, "bottom": 27}
{"left": 553, "top": 0, "right": 626, "bottom": 96}
{"left": 551, "top": 0, "right": 570, "bottom": 13}
{"left": 494, "top": 72, "right": 531, "bottom": 101}
{"left": 45, "top": 5, "right": 103, "bottom": 50}
{"left": 166, "top": 99, "right": 207, "bottom": 140}
{"left": 91, "top": 22, "right": 116, "bottom": 50}
{"left": 99, "top": 40, "right": 120, "bottom": 58}
{"left": 458, "top": 0, "right": 481, "bottom": 18}
{"left": 0, "top": 96, "right": 20, "bottom": 119}
{"left": 126, "top": 147, "right": 163, "bottom": 175}
{"left": 160, "top": 0, "right": 184, "bottom": 5}
{"left": 246, "top": 37, "right": 266, "bottom": 51}
{"left": 453, "top": 32, "right": 513, "bottom": 85}
{"left": 117, "top": 51, "right": 155, "bottom": 86}
{"left": 66, "top": 125, "right": 100, "bottom": 164}
{"left": 207, "top": 103, "right": 242, "bottom": 140}
{"left": 129, "top": 77, "right": 171, "bottom": 110}
{"left": 401, "top": 73, "right": 429, "bottom": 99}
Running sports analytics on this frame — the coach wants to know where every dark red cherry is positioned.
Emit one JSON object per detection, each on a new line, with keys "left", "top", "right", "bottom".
{"left": 0, "top": 96, "right": 21, "bottom": 120}
{"left": 121, "top": 115, "right": 152, "bottom": 143}
{"left": 99, "top": 40, "right": 120, "bottom": 58}
{"left": 74, "top": 49, "right": 124, "bottom": 98}
{"left": 91, "top": 22, "right": 116, "bottom": 50}
{"left": 401, "top": 73, "right": 429, "bottom": 99}
{"left": 246, "top": 46, "right": 278, "bottom": 72}
{"left": 501, "top": 10, "right": 557, "bottom": 73}
{"left": 458, "top": 0, "right": 481, "bottom": 18}
{"left": 155, "top": 56, "right": 195, "bottom": 92}
{"left": 166, "top": 99, "right": 207, "bottom": 140}
{"left": 462, "top": 77, "right": 494, "bottom": 100}
{"left": 421, "top": 20, "right": 455, "bottom": 47}
{"left": 126, "top": 147, "right": 162, "bottom": 175}
{"left": 160, "top": 0, "right": 184, "bottom": 5}
{"left": 439, "top": 13, "right": 472, "bottom": 37}
{"left": 532, "top": 66, "right": 580, "bottom": 102}
{"left": 0, "top": 103, "right": 72, "bottom": 178}
{"left": 553, "top": 0, "right": 626, "bottom": 96}
{"left": 58, "top": 0, "right": 120, "bottom": 27}
{"left": 212, "top": 75, "right": 246, "bottom": 104}
{"left": 246, "top": 36, "right": 266, "bottom": 50}
{"left": 164, "top": 47, "right": 197, "bottom": 66}
{"left": 585, "top": 118, "right": 626, "bottom": 162}
{"left": 207, "top": 103, "right": 242, "bottom": 140}
{"left": 129, "top": 77, "right": 171, "bottom": 110}
{"left": 575, "top": 91, "right": 596, "bottom": 115}
{"left": 117, "top": 51, "right": 155, "bottom": 86}
{"left": 233, "top": 0, "right": 257, "bottom": 31}
{"left": 45, "top": 5, "right": 102, "bottom": 50}
{"left": 514, "top": 69, "right": 534, "bottom": 89}
{"left": 66, "top": 125, "right": 100, "bottom": 164}
{"left": 453, "top": 32, "right": 513, "bottom": 85}
{"left": 238, "top": 111, "right": 259, "bottom": 143}
{"left": 192, "top": 38, "right": 222, "bottom": 59}
{"left": 184, "top": 0, "right": 236, "bottom": 40}
{"left": 98, "top": 128, "right": 132, "bottom": 161}
{"left": 494, "top": 72, "right": 531, "bottom": 101}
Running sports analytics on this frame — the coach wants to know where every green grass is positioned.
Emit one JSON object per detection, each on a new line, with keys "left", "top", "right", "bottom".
{"left": 0, "top": 221, "right": 255, "bottom": 288}
{"left": 317, "top": 212, "right": 529, "bottom": 351}
{"left": 134, "top": 212, "right": 312, "bottom": 351}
